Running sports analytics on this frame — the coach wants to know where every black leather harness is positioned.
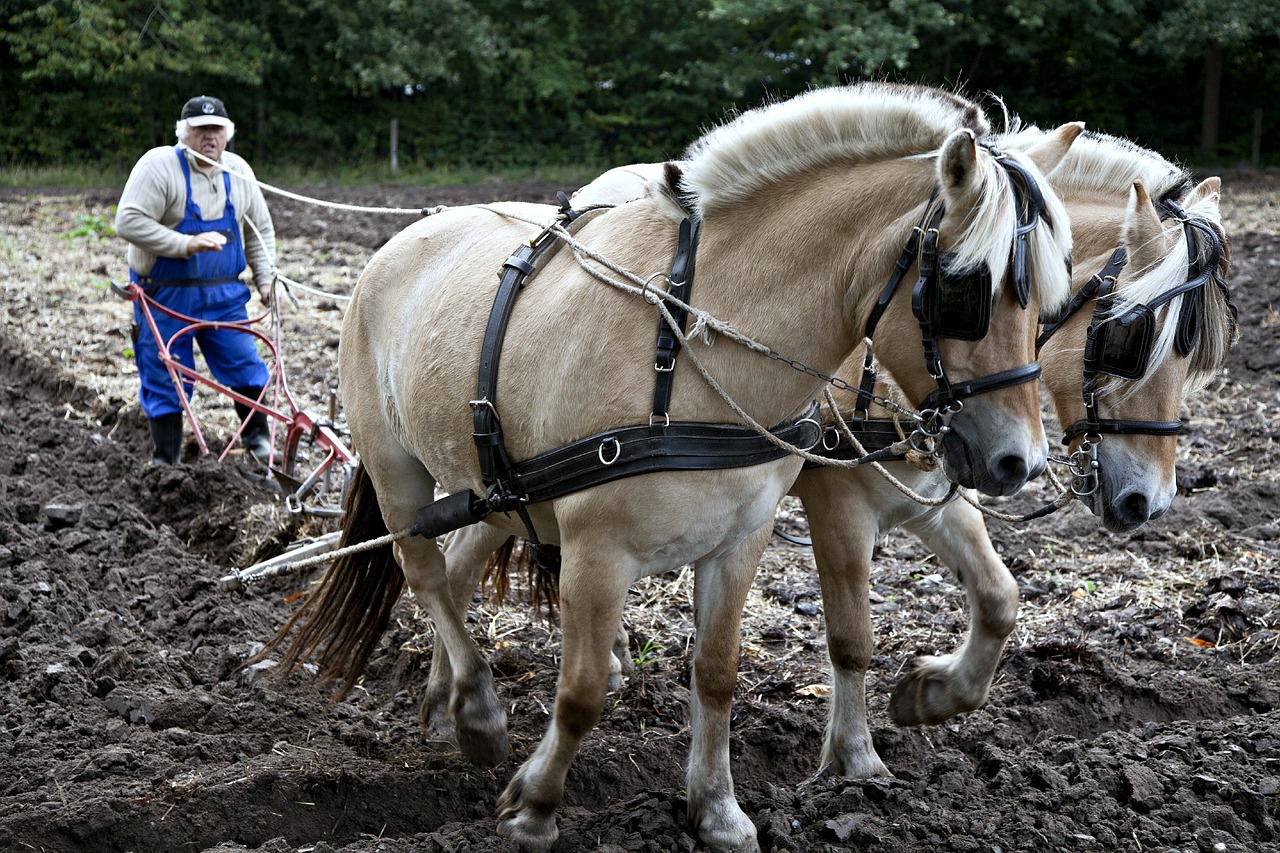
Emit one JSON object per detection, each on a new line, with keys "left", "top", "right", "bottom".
{"left": 412, "top": 197, "right": 820, "bottom": 542}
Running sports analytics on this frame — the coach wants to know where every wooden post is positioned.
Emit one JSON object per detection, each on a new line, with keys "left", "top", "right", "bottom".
{"left": 1253, "top": 108, "right": 1263, "bottom": 169}
{"left": 390, "top": 118, "right": 399, "bottom": 175}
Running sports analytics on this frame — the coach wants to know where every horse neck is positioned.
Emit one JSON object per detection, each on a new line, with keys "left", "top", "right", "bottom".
{"left": 688, "top": 160, "right": 935, "bottom": 422}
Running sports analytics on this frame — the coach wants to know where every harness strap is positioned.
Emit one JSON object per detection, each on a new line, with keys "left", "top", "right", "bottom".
{"left": 1062, "top": 417, "right": 1183, "bottom": 443}
{"left": 1037, "top": 246, "right": 1127, "bottom": 351}
{"left": 919, "top": 361, "right": 1041, "bottom": 412}
{"left": 509, "top": 404, "right": 821, "bottom": 504}
{"left": 802, "top": 417, "right": 904, "bottom": 468}
{"left": 652, "top": 217, "right": 702, "bottom": 423}
{"left": 855, "top": 199, "right": 943, "bottom": 417}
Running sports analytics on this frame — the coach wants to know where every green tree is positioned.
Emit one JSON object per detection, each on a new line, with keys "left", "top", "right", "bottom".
{"left": 1135, "top": 0, "right": 1280, "bottom": 160}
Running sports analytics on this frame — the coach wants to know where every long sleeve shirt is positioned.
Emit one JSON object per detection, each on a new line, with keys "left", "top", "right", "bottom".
{"left": 115, "top": 145, "right": 277, "bottom": 289}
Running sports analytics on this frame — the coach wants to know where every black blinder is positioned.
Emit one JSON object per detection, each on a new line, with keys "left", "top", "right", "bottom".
{"left": 1088, "top": 305, "right": 1155, "bottom": 380}
{"left": 933, "top": 252, "right": 993, "bottom": 341}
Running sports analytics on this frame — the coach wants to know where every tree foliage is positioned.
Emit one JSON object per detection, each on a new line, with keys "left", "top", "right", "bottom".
{"left": 1, "top": 0, "right": 1275, "bottom": 170}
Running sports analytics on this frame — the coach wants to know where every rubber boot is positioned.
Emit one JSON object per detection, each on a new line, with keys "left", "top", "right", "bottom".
{"left": 148, "top": 413, "right": 184, "bottom": 465}
{"left": 233, "top": 387, "right": 272, "bottom": 464}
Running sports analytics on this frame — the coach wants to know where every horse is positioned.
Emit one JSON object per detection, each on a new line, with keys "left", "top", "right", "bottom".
{"left": 792, "top": 127, "right": 1236, "bottom": 778}
{"left": 263, "top": 82, "right": 1079, "bottom": 852}
{"left": 434, "top": 128, "right": 1237, "bottom": 785}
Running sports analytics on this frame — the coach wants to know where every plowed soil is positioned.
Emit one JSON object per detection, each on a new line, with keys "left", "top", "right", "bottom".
{"left": 1, "top": 172, "right": 1278, "bottom": 853}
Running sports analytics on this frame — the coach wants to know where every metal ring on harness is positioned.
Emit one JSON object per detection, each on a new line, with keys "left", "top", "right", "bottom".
{"left": 640, "top": 272, "right": 668, "bottom": 306}
{"left": 909, "top": 402, "right": 959, "bottom": 455}
{"left": 821, "top": 426, "right": 841, "bottom": 451}
{"left": 1068, "top": 433, "right": 1102, "bottom": 496}
{"left": 599, "top": 437, "right": 622, "bottom": 465}
{"left": 795, "top": 416, "right": 822, "bottom": 452}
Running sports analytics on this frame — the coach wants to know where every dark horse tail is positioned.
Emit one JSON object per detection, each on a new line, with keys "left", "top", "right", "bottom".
{"left": 260, "top": 462, "right": 405, "bottom": 698}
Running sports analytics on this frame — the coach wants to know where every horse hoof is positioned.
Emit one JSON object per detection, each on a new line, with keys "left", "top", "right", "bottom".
{"left": 457, "top": 723, "right": 509, "bottom": 767}
{"left": 889, "top": 664, "right": 958, "bottom": 727}
{"left": 496, "top": 812, "right": 557, "bottom": 852}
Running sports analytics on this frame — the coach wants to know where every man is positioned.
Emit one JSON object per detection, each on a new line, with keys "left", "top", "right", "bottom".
{"left": 116, "top": 95, "right": 275, "bottom": 465}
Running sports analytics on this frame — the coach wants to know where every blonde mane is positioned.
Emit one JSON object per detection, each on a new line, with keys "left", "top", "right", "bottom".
{"left": 680, "top": 83, "right": 988, "bottom": 216}
{"left": 679, "top": 83, "right": 1073, "bottom": 315}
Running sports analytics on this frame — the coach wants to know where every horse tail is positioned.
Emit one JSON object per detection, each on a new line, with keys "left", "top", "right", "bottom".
{"left": 481, "top": 535, "right": 561, "bottom": 619}
{"left": 261, "top": 461, "right": 405, "bottom": 698}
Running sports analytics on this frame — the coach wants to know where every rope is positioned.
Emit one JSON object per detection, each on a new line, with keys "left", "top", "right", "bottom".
{"left": 186, "top": 146, "right": 428, "bottom": 215}
{"left": 821, "top": 388, "right": 957, "bottom": 505}
{"left": 218, "top": 525, "right": 417, "bottom": 590}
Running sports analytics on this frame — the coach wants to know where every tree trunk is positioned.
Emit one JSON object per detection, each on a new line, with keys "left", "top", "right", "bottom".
{"left": 1200, "top": 40, "right": 1222, "bottom": 161}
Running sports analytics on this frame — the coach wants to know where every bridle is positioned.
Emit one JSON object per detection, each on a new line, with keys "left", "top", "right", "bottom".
{"left": 1036, "top": 197, "right": 1231, "bottom": 496}
{"left": 853, "top": 143, "right": 1054, "bottom": 453}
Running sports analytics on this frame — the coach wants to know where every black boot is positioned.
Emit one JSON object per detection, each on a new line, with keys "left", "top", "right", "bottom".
{"left": 148, "top": 413, "right": 184, "bottom": 465}
{"left": 233, "top": 387, "right": 272, "bottom": 464}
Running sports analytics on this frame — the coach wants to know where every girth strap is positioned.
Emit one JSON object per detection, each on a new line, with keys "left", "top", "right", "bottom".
{"left": 509, "top": 404, "right": 821, "bottom": 504}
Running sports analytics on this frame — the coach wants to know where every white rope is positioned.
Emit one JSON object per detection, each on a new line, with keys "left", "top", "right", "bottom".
{"left": 218, "top": 525, "right": 417, "bottom": 590}
{"left": 186, "top": 146, "right": 429, "bottom": 215}
{"left": 820, "top": 388, "right": 958, "bottom": 504}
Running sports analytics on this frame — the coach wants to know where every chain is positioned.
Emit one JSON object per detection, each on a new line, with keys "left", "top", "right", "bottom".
{"left": 760, "top": 343, "right": 922, "bottom": 423}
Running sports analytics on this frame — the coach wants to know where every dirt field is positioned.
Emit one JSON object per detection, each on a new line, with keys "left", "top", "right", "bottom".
{"left": 1, "top": 170, "right": 1278, "bottom": 853}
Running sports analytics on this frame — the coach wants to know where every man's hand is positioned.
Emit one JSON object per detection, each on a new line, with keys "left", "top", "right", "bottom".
{"left": 187, "top": 231, "right": 227, "bottom": 255}
{"left": 257, "top": 281, "right": 272, "bottom": 307}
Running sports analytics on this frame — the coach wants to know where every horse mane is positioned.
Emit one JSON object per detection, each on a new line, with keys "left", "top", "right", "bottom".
{"left": 679, "top": 82, "right": 989, "bottom": 216}
{"left": 678, "top": 83, "right": 1072, "bottom": 315}
{"left": 999, "top": 125, "right": 1236, "bottom": 400}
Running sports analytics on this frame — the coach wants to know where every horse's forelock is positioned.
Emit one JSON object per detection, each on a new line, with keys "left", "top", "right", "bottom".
{"left": 943, "top": 145, "right": 1073, "bottom": 316}
{"left": 680, "top": 83, "right": 989, "bottom": 216}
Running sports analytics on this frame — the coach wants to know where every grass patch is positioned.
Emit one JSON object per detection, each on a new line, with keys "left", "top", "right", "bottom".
{"left": 3, "top": 159, "right": 612, "bottom": 191}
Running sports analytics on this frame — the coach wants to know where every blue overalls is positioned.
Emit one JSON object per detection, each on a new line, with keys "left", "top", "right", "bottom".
{"left": 130, "top": 146, "right": 269, "bottom": 418}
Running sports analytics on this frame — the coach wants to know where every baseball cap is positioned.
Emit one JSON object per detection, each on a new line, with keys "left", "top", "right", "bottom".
{"left": 180, "top": 96, "right": 233, "bottom": 128}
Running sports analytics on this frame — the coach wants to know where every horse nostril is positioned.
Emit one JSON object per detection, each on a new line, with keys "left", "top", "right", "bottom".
{"left": 1118, "top": 492, "right": 1151, "bottom": 526}
{"left": 995, "top": 454, "right": 1029, "bottom": 488}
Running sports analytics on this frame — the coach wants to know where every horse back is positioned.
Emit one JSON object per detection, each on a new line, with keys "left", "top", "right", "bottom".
{"left": 340, "top": 200, "right": 684, "bottom": 488}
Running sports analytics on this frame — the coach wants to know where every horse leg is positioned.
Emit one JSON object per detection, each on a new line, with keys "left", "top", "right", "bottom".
{"left": 889, "top": 498, "right": 1019, "bottom": 725}
{"left": 423, "top": 523, "right": 513, "bottom": 743}
{"left": 496, "top": 539, "right": 633, "bottom": 851}
{"left": 794, "top": 474, "right": 891, "bottom": 779}
{"left": 685, "top": 525, "right": 772, "bottom": 853}
{"left": 393, "top": 526, "right": 509, "bottom": 766}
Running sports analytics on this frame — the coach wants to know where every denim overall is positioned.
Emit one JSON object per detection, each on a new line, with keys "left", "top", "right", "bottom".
{"left": 130, "top": 146, "right": 269, "bottom": 418}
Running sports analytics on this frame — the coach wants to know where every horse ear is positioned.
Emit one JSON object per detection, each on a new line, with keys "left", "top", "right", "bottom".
{"left": 1020, "top": 121, "right": 1085, "bottom": 175}
{"left": 1185, "top": 176, "right": 1222, "bottom": 210}
{"left": 1123, "top": 179, "right": 1171, "bottom": 270}
{"left": 938, "top": 128, "right": 979, "bottom": 197}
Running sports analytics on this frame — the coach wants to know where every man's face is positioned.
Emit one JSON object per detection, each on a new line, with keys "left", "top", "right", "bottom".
{"left": 188, "top": 124, "right": 228, "bottom": 164}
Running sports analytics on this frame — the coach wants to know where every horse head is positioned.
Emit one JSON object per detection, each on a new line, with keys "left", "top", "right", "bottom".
{"left": 1035, "top": 132, "right": 1236, "bottom": 531}
{"left": 869, "top": 121, "right": 1080, "bottom": 496}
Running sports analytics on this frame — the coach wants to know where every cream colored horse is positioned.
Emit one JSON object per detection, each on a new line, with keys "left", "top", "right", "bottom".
{"left": 267, "top": 83, "right": 1080, "bottom": 853}
{"left": 796, "top": 129, "right": 1236, "bottom": 777}
{"left": 435, "top": 131, "right": 1235, "bottom": 786}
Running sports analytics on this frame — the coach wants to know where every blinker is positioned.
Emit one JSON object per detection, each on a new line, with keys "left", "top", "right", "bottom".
{"left": 931, "top": 252, "right": 993, "bottom": 341}
{"left": 1088, "top": 304, "right": 1154, "bottom": 380}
